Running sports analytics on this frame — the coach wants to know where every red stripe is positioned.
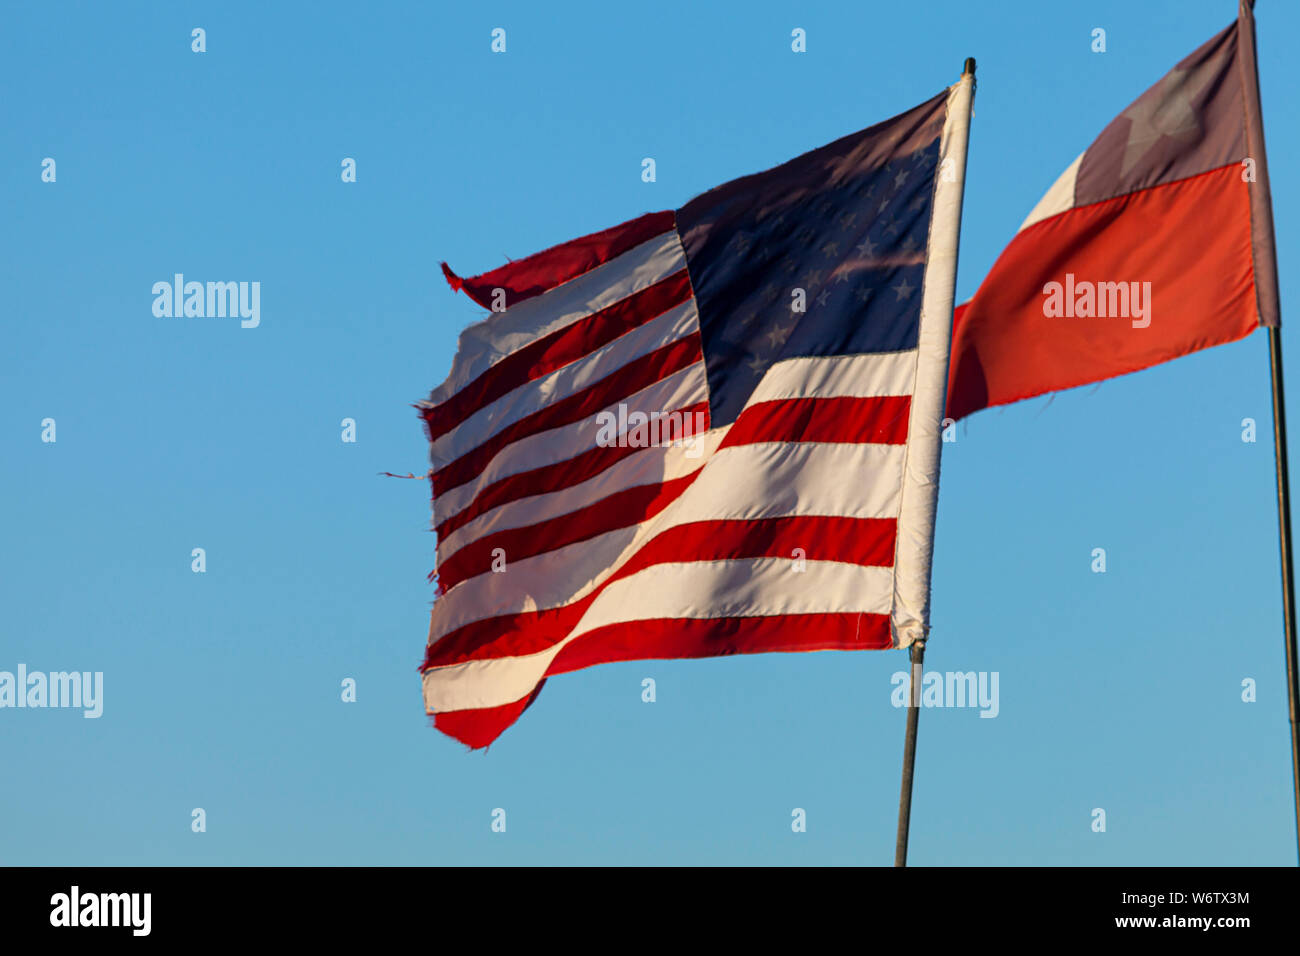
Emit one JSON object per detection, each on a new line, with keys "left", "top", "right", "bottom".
{"left": 436, "top": 472, "right": 701, "bottom": 592}
{"left": 947, "top": 164, "right": 1258, "bottom": 421}
{"left": 550, "top": 611, "right": 893, "bottom": 673}
{"left": 432, "top": 336, "right": 704, "bottom": 497}
{"left": 433, "top": 679, "right": 548, "bottom": 750}
{"left": 422, "top": 270, "right": 695, "bottom": 443}
{"left": 432, "top": 400, "right": 710, "bottom": 540}
{"left": 612, "top": 514, "right": 896, "bottom": 580}
{"left": 423, "top": 515, "right": 897, "bottom": 669}
{"left": 722, "top": 395, "right": 911, "bottom": 448}
{"left": 440, "top": 211, "right": 677, "bottom": 310}
{"left": 431, "top": 612, "right": 890, "bottom": 749}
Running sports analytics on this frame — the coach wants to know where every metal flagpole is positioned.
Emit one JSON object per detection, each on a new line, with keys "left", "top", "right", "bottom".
{"left": 895, "top": 638, "right": 926, "bottom": 866}
{"left": 1267, "top": 327, "right": 1300, "bottom": 862}
{"left": 893, "top": 56, "right": 976, "bottom": 868}
{"left": 1240, "top": 0, "right": 1300, "bottom": 862}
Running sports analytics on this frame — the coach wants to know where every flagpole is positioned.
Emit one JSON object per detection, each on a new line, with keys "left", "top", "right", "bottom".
{"left": 1239, "top": 0, "right": 1300, "bottom": 862}
{"left": 893, "top": 55, "right": 977, "bottom": 868}
{"left": 894, "top": 638, "right": 926, "bottom": 866}
{"left": 1267, "top": 327, "right": 1300, "bottom": 862}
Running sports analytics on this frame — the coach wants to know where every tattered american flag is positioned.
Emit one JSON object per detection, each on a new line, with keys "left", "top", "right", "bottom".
{"left": 420, "top": 80, "right": 972, "bottom": 748}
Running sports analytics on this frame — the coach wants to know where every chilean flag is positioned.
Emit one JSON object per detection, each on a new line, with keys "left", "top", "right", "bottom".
{"left": 947, "top": 0, "right": 1280, "bottom": 421}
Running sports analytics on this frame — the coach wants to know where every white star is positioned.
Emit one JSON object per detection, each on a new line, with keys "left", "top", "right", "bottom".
{"left": 892, "top": 277, "right": 915, "bottom": 301}
{"left": 1119, "top": 58, "right": 1217, "bottom": 176}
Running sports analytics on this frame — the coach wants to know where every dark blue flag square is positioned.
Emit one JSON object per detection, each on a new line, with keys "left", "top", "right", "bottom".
{"left": 675, "top": 91, "right": 948, "bottom": 425}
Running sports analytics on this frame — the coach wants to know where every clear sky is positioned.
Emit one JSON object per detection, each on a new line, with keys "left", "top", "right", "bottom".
{"left": 2, "top": 0, "right": 1297, "bottom": 866}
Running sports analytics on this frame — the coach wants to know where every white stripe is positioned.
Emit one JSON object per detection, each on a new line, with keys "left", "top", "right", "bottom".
{"left": 890, "top": 70, "right": 973, "bottom": 649}
{"left": 430, "top": 440, "right": 905, "bottom": 640}
{"left": 423, "top": 558, "right": 892, "bottom": 712}
{"left": 748, "top": 351, "right": 917, "bottom": 404}
{"left": 436, "top": 426, "right": 728, "bottom": 565}
{"left": 427, "top": 231, "right": 685, "bottom": 407}
{"left": 430, "top": 299, "right": 700, "bottom": 467}
{"left": 571, "top": 558, "right": 893, "bottom": 638}
{"left": 433, "top": 360, "right": 708, "bottom": 524}
{"left": 1018, "top": 153, "right": 1082, "bottom": 233}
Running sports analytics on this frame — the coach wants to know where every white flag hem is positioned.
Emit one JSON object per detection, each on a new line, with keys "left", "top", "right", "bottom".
{"left": 890, "top": 70, "right": 975, "bottom": 648}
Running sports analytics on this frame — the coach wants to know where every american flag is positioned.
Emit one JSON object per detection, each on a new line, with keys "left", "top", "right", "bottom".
{"left": 420, "top": 81, "right": 972, "bottom": 748}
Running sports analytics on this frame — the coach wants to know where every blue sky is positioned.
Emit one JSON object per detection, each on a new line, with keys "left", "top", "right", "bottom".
{"left": 2, "top": 0, "right": 1297, "bottom": 865}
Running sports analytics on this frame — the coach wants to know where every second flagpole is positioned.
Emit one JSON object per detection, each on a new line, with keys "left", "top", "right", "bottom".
{"left": 1239, "top": 0, "right": 1300, "bottom": 862}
